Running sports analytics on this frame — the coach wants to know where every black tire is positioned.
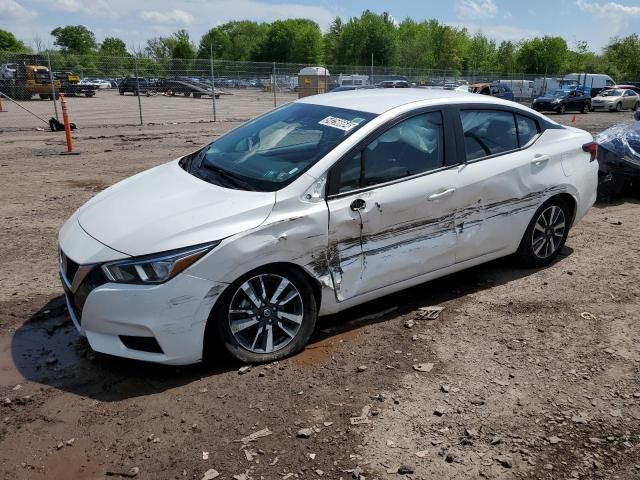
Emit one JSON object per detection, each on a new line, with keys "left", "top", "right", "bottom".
{"left": 633, "top": 102, "right": 639, "bottom": 112}
{"left": 207, "top": 266, "right": 317, "bottom": 364}
{"left": 615, "top": 102, "right": 622, "bottom": 112}
{"left": 183, "top": 91, "right": 191, "bottom": 97}
{"left": 558, "top": 104, "right": 566, "bottom": 114}
{"left": 133, "top": 89, "right": 139, "bottom": 96}
{"left": 582, "top": 103, "right": 590, "bottom": 114}
{"left": 119, "top": 90, "right": 124, "bottom": 95}
{"left": 517, "top": 197, "right": 571, "bottom": 268}
{"left": 193, "top": 93, "right": 202, "bottom": 99}
{"left": 39, "top": 94, "right": 50, "bottom": 100}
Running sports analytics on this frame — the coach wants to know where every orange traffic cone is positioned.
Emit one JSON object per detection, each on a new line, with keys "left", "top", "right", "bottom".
{"left": 571, "top": 113, "right": 576, "bottom": 124}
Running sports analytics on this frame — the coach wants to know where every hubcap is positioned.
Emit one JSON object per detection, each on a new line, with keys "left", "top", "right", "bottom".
{"left": 228, "top": 274, "right": 303, "bottom": 354}
{"left": 532, "top": 205, "right": 566, "bottom": 259}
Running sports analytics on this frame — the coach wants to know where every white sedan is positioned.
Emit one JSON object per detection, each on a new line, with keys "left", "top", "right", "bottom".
{"left": 58, "top": 90, "right": 598, "bottom": 365}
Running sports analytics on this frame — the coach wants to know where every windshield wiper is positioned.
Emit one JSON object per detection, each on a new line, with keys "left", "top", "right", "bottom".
{"left": 203, "top": 164, "right": 257, "bottom": 191}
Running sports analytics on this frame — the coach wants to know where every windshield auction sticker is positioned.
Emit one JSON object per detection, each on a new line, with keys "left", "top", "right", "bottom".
{"left": 319, "top": 116, "right": 361, "bottom": 131}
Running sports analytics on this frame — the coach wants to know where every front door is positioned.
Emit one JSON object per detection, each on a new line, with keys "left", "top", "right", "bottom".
{"left": 326, "top": 111, "right": 458, "bottom": 302}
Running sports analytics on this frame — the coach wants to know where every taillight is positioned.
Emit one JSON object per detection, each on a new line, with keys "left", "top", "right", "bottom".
{"left": 582, "top": 142, "right": 597, "bottom": 162}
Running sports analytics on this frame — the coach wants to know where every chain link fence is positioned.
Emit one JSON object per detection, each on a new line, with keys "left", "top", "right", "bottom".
{"left": 0, "top": 51, "right": 579, "bottom": 130}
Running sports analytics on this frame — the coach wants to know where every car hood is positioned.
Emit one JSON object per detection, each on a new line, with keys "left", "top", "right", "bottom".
{"left": 536, "top": 96, "right": 563, "bottom": 101}
{"left": 77, "top": 160, "right": 276, "bottom": 257}
{"left": 594, "top": 96, "right": 617, "bottom": 101}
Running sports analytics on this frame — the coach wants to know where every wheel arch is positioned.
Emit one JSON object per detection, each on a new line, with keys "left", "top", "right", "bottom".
{"left": 550, "top": 192, "right": 577, "bottom": 228}
{"left": 202, "top": 261, "right": 323, "bottom": 361}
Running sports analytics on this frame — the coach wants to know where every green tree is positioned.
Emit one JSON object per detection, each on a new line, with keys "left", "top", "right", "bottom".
{"left": 517, "top": 36, "right": 568, "bottom": 74}
{"left": 0, "top": 29, "right": 29, "bottom": 51}
{"left": 495, "top": 40, "right": 518, "bottom": 74}
{"left": 323, "top": 17, "right": 344, "bottom": 65}
{"left": 253, "top": 19, "right": 322, "bottom": 63}
{"left": 465, "top": 32, "right": 497, "bottom": 73}
{"left": 604, "top": 34, "right": 640, "bottom": 81}
{"left": 333, "top": 10, "right": 397, "bottom": 66}
{"left": 50, "top": 25, "right": 97, "bottom": 55}
{"left": 100, "top": 37, "right": 128, "bottom": 56}
{"left": 198, "top": 21, "right": 268, "bottom": 60}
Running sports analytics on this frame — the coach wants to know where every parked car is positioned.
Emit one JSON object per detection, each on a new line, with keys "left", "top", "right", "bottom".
{"left": 80, "top": 78, "right": 111, "bottom": 89}
{"left": 596, "top": 114, "right": 640, "bottom": 199}
{"left": 330, "top": 85, "right": 376, "bottom": 92}
{"left": 591, "top": 88, "right": 640, "bottom": 112}
{"left": 0, "top": 63, "right": 17, "bottom": 79}
{"left": 58, "top": 89, "right": 597, "bottom": 365}
{"left": 532, "top": 89, "right": 591, "bottom": 114}
{"left": 608, "top": 84, "right": 640, "bottom": 95}
{"left": 118, "top": 77, "right": 149, "bottom": 95}
{"left": 379, "top": 80, "right": 410, "bottom": 88}
{"left": 470, "top": 83, "right": 514, "bottom": 101}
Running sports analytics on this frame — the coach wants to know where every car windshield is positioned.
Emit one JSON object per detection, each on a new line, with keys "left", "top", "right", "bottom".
{"left": 180, "top": 103, "right": 375, "bottom": 191}
{"left": 549, "top": 90, "right": 568, "bottom": 97}
{"left": 602, "top": 90, "right": 622, "bottom": 97}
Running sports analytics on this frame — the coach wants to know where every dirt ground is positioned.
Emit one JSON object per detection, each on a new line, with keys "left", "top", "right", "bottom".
{"left": 0, "top": 107, "right": 639, "bottom": 480}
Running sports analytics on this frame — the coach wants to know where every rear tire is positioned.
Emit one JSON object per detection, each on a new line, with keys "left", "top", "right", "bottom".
{"left": 119, "top": 90, "right": 124, "bottom": 95}
{"left": 207, "top": 266, "right": 317, "bottom": 364}
{"left": 183, "top": 91, "right": 191, "bottom": 97}
{"left": 582, "top": 103, "right": 590, "bottom": 114}
{"left": 517, "top": 198, "right": 570, "bottom": 268}
{"left": 633, "top": 102, "right": 639, "bottom": 112}
{"left": 558, "top": 104, "right": 566, "bottom": 114}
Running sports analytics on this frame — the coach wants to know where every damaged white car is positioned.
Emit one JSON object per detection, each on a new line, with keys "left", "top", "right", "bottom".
{"left": 58, "top": 89, "right": 598, "bottom": 364}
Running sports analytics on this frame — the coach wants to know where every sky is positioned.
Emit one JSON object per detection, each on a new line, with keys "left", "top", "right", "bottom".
{"left": 1, "top": 0, "right": 640, "bottom": 53}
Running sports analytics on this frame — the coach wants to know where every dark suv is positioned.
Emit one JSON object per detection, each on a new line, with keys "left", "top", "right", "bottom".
{"left": 118, "top": 77, "right": 149, "bottom": 95}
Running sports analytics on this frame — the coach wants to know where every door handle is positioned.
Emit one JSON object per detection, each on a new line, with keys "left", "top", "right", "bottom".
{"left": 531, "top": 154, "right": 550, "bottom": 166}
{"left": 350, "top": 198, "right": 366, "bottom": 212}
{"left": 427, "top": 188, "right": 455, "bottom": 201}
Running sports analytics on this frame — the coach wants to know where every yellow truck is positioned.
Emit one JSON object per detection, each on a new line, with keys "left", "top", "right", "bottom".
{"left": 0, "top": 57, "right": 61, "bottom": 100}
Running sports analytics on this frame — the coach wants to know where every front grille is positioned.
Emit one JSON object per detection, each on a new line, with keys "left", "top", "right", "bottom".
{"left": 59, "top": 248, "right": 108, "bottom": 324}
{"left": 61, "top": 251, "right": 79, "bottom": 286}
{"left": 72, "top": 267, "right": 108, "bottom": 320}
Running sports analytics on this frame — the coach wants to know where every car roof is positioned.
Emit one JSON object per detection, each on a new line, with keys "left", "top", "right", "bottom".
{"left": 297, "top": 88, "right": 494, "bottom": 114}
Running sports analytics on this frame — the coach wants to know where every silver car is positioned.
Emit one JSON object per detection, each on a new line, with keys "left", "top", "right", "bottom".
{"left": 591, "top": 89, "right": 640, "bottom": 112}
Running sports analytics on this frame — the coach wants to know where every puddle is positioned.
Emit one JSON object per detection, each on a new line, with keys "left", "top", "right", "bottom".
{"left": 0, "top": 316, "right": 84, "bottom": 387}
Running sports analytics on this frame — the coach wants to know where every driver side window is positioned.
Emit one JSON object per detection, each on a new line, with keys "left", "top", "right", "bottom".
{"left": 329, "top": 111, "right": 444, "bottom": 195}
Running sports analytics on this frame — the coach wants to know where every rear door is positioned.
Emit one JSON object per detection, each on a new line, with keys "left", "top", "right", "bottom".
{"left": 326, "top": 110, "right": 459, "bottom": 301}
{"left": 453, "top": 108, "right": 553, "bottom": 263}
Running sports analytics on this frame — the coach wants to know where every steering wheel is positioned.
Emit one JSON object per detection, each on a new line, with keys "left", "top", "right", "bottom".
{"left": 464, "top": 131, "right": 491, "bottom": 156}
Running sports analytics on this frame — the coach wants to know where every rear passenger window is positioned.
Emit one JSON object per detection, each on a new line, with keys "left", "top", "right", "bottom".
{"left": 460, "top": 110, "right": 518, "bottom": 161}
{"left": 516, "top": 115, "right": 540, "bottom": 146}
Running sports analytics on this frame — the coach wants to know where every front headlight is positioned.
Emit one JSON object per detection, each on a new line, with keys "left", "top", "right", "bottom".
{"left": 101, "top": 241, "right": 219, "bottom": 284}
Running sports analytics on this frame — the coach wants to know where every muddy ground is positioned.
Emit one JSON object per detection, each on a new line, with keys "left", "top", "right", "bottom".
{"left": 0, "top": 109, "right": 639, "bottom": 480}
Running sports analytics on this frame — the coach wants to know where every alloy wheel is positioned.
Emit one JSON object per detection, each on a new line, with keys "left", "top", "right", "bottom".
{"left": 531, "top": 205, "right": 566, "bottom": 259}
{"left": 228, "top": 274, "right": 304, "bottom": 354}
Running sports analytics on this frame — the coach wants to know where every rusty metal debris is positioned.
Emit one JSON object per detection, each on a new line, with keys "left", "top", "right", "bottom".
{"left": 415, "top": 306, "right": 444, "bottom": 320}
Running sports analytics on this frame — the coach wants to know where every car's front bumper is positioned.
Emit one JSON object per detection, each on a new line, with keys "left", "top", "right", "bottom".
{"left": 532, "top": 102, "right": 561, "bottom": 112}
{"left": 58, "top": 216, "right": 228, "bottom": 365}
{"left": 591, "top": 102, "right": 616, "bottom": 110}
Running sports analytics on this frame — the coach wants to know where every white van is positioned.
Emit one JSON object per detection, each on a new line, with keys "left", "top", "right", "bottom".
{"left": 337, "top": 74, "right": 369, "bottom": 87}
{"left": 562, "top": 73, "right": 615, "bottom": 96}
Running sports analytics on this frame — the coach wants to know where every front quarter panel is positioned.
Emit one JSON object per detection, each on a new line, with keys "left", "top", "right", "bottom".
{"left": 187, "top": 176, "right": 333, "bottom": 311}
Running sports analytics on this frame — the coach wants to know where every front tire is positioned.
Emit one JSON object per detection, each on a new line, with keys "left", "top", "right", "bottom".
{"left": 517, "top": 198, "right": 570, "bottom": 268}
{"left": 633, "top": 102, "right": 639, "bottom": 112}
{"left": 582, "top": 103, "right": 590, "bottom": 114}
{"left": 615, "top": 102, "right": 622, "bottom": 112}
{"left": 209, "top": 267, "right": 317, "bottom": 363}
{"left": 558, "top": 104, "right": 566, "bottom": 114}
